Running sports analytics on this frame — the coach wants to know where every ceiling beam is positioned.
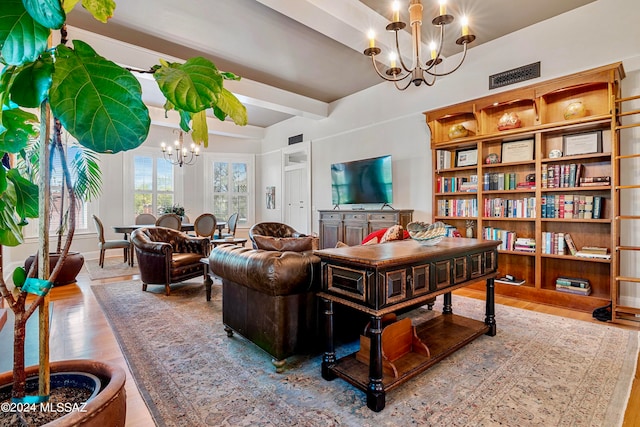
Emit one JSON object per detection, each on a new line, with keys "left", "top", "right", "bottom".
{"left": 61, "top": 26, "right": 329, "bottom": 127}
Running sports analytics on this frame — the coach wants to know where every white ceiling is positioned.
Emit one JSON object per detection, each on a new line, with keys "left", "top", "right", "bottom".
{"left": 65, "top": 0, "right": 596, "bottom": 134}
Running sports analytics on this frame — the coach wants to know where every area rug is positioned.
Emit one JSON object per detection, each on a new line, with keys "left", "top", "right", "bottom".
{"left": 91, "top": 280, "right": 638, "bottom": 427}
{"left": 83, "top": 257, "right": 139, "bottom": 280}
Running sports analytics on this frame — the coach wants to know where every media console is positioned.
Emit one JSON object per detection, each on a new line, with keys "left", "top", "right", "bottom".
{"left": 318, "top": 209, "right": 413, "bottom": 248}
{"left": 315, "top": 238, "right": 500, "bottom": 411}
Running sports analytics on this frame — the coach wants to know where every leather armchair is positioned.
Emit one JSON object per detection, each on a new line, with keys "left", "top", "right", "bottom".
{"left": 131, "top": 227, "right": 209, "bottom": 296}
{"left": 249, "top": 222, "right": 318, "bottom": 251}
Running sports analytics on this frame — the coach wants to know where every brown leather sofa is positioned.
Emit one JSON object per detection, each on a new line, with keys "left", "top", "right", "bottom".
{"left": 249, "top": 222, "right": 319, "bottom": 251}
{"left": 131, "top": 227, "right": 209, "bottom": 296}
{"left": 208, "top": 244, "right": 320, "bottom": 372}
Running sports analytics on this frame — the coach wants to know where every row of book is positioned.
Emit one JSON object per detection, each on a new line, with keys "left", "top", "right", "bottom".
{"left": 541, "top": 232, "right": 611, "bottom": 259}
{"left": 436, "top": 175, "right": 478, "bottom": 193}
{"left": 436, "top": 150, "right": 453, "bottom": 170}
{"left": 541, "top": 194, "right": 604, "bottom": 219}
{"left": 482, "top": 172, "right": 519, "bottom": 191}
{"left": 483, "top": 197, "right": 536, "bottom": 218}
{"left": 541, "top": 163, "right": 610, "bottom": 189}
{"left": 555, "top": 276, "right": 591, "bottom": 296}
{"left": 436, "top": 199, "right": 479, "bottom": 217}
{"left": 481, "top": 227, "right": 536, "bottom": 253}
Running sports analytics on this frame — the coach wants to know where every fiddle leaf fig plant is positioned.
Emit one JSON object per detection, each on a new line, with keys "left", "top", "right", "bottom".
{"left": 0, "top": 0, "right": 247, "bottom": 403}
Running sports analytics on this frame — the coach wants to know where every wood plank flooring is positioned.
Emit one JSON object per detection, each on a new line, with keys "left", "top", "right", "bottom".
{"left": 0, "top": 265, "right": 638, "bottom": 426}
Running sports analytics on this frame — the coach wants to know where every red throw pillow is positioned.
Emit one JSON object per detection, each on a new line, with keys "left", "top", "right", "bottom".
{"left": 361, "top": 228, "right": 388, "bottom": 245}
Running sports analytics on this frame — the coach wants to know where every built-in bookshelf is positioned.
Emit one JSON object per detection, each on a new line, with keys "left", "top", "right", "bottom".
{"left": 424, "top": 62, "right": 624, "bottom": 313}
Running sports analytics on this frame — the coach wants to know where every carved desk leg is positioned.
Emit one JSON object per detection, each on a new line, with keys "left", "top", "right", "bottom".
{"left": 204, "top": 264, "right": 213, "bottom": 302}
{"left": 321, "top": 298, "right": 336, "bottom": 380}
{"left": 485, "top": 277, "right": 496, "bottom": 336}
{"left": 367, "top": 315, "right": 385, "bottom": 412}
{"left": 443, "top": 292, "right": 453, "bottom": 314}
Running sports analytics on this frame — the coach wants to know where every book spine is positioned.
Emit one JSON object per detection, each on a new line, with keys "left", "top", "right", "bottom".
{"left": 564, "top": 233, "right": 578, "bottom": 256}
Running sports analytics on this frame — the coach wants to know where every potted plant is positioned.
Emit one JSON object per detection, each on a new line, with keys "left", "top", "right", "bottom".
{"left": 0, "top": 0, "right": 247, "bottom": 424}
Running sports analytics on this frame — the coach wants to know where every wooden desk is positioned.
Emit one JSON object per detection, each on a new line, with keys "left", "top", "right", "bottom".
{"left": 316, "top": 238, "right": 500, "bottom": 412}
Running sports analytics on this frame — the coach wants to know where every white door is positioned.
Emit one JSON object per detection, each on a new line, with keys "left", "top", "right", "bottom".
{"left": 283, "top": 143, "right": 311, "bottom": 233}
{"left": 285, "top": 166, "right": 308, "bottom": 233}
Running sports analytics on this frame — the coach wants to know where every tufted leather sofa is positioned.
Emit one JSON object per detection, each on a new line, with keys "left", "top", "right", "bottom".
{"left": 249, "top": 222, "right": 319, "bottom": 251}
{"left": 208, "top": 244, "right": 320, "bottom": 372}
{"left": 131, "top": 227, "right": 209, "bottom": 296}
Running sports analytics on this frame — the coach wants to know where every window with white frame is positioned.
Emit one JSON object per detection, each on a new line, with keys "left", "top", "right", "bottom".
{"left": 207, "top": 155, "right": 254, "bottom": 227}
{"left": 133, "top": 155, "right": 175, "bottom": 216}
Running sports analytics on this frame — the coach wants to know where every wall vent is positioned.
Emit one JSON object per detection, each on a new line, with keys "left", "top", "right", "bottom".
{"left": 489, "top": 62, "right": 541, "bottom": 90}
{"left": 288, "top": 134, "right": 303, "bottom": 145}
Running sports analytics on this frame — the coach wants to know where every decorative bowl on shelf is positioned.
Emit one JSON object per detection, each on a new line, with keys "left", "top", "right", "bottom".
{"left": 407, "top": 221, "right": 447, "bottom": 246}
{"left": 448, "top": 124, "right": 469, "bottom": 140}
{"left": 564, "top": 101, "right": 587, "bottom": 120}
{"left": 497, "top": 112, "right": 521, "bottom": 131}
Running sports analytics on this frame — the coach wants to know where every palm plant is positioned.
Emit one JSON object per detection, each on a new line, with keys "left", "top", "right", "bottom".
{"left": 0, "top": 0, "right": 247, "bottom": 403}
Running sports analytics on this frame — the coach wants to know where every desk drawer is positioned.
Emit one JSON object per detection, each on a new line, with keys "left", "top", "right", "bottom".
{"left": 368, "top": 213, "right": 398, "bottom": 222}
{"left": 344, "top": 213, "right": 366, "bottom": 221}
{"left": 326, "top": 265, "right": 367, "bottom": 301}
{"left": 321, "top": 212, "right": 342, "bottom": 221}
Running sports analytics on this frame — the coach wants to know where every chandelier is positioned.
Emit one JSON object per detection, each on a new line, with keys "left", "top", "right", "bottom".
{"left": 364, "top": 0, "right": 475, "bottom": 90}
{"left": 160, "top": 130, "right": 200, "bottom": 167}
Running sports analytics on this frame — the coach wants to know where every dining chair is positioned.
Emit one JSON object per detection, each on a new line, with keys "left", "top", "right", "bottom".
{"left": 135, "top": 213, "right": 156, "bottom": 225}
{"left": 220, "top": 212, "right": 239, "bottom": 238}
{"left": 194, "top": 213, "right": 217, "bottom": 239}
{"left": 182, "top": 214, "right": 190, "bottom": 224}
{"left": 155, "top": 213, "right": 182, "bottom": 231}
{"left": 92, "top": 215, "right": 131, "bottom": 268}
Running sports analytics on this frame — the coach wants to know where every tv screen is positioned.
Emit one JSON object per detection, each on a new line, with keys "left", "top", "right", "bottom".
{"left": 331, "top": 155, "right": 393, "bottom": 205}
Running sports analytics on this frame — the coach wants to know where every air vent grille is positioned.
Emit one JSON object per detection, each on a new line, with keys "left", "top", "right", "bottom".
{"left": 489, "top": 62, "right": 541, "bottom": 89}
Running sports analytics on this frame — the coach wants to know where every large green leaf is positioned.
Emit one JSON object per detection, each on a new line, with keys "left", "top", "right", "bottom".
{"left": 50, "top": 40, "right": 150, "bottom": 153}
{"left": 191, "top": 110, "right": 208, "bottom": 147}
{"left": 214, "top": 88, "right": 247, "bottom": 126}
{"left": 0, "top": 107, "right": 39, "bottom": 153}
{"left": 0, "top": 182, "right": 24, "bottom": 246}
{"left": 154, "top": 57, "right": 223, "bottom": 113}
{"left": 7, "top": 167, "right": 38, "bottom": 218}
{"left": 22, "top": 0, "right": 65, "bottom": 29}
{"left": 81, "top": 0, "right": 116, "bottom": 23}
{"left": 10, "top": 53, "right": 53, "bottom": 107}
{"left": 63, "top": 0, "right": 81, "bottom": 13}
{"left": 0, "top": 0, "right": 50, "bottom": 66}
{"left": 70, "top": 144, "right": 102, "bottom": 202}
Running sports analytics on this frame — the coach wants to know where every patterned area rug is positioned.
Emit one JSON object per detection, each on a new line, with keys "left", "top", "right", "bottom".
{"left": 84, "top": 257, "right": 139, "bottom": 280}
{"left": 91, "top": 280, "right": 638, "bottom": 427}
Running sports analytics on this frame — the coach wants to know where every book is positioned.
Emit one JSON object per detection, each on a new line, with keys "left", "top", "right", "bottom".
{"left": 575, "top": 251, "right": 611, "bottom": 259}
{"left": 496, "top": 276, "right": 526, "bottom": 286}
{"left": 555, "top": 284, "right": 592, "bottom": 296}
{"left": 593, "top": 196, "right": 603, "bottom": 219}
{"left": 580, "top": 246, "right": 609, "bottom": 254}
{"left": 564, "top": 233, "right": 578, "bottom": 256}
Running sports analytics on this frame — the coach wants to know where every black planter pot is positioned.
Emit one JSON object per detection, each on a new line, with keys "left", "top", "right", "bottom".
{"left": 24, "top": 252, "right": 85, "bottom": 286}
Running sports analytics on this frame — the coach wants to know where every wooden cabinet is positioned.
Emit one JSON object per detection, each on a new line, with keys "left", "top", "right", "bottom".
{"left": 424, "top": 62, "right": 624, "bottom": 313}
{"left": 318, "top": 209, "right": 413, "bottom": 248}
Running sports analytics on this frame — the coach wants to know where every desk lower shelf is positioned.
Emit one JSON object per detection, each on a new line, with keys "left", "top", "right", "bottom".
{"left": 328, "top": 313, "right": 489, "bottom": 393}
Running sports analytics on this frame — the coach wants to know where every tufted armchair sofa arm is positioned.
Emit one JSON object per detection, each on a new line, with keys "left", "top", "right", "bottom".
{"left": 131, "top": 227, "right": 209, "bottom": 296}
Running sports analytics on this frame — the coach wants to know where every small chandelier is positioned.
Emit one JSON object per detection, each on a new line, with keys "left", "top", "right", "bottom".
{"left": 160, "top": 130, "right": 200, "bottom": 167}
{"left": 364, "top": 0, "right": 475, "bottom": 90}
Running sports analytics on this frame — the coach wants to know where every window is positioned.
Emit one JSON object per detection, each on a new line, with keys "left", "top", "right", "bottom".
{"left": 23, "top": 143, "right": 95, "bottom": 238}
{"left": 207, "top": 155, "right": 254, "bottom": 227}
{"left": 133, "top": 155, "right": 175, "bottom": 216}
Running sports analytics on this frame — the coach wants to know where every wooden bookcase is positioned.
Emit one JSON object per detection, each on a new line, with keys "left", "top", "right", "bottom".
{"left": 424, "top": 62, "right": 624, "bottom": 313}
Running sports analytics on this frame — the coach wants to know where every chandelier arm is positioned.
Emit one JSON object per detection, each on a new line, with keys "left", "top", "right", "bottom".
{"left": 370, "top": 55, "right": 412, "bottom": 82}
{"left": 423, "top": 43, "right": 469, "bottom": 77}
{"left": 394, "top": 78, "right": 417, "bottom": 91}
{"left": 423, "top": 25, "right": 446, "bottom": 72}
{"left": 395, "top": 30, "right": 413, "bottom": 73}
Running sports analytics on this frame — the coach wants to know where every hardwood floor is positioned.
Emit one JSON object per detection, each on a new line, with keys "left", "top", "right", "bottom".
{"left": 0, "top": 266, "right": 638, "bottom": 426}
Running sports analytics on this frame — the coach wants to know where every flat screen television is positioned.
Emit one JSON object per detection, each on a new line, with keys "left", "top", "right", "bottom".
{"left": 331, "top": 155, "right": 393, "bottom": 205}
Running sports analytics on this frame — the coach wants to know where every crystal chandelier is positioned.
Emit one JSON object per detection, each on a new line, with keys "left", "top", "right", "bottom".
{"left": 160, "top": 130, "right": 200, "bottom": 167}
{"left": 364, "top": 0, "right": 475, "bottom": 90}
